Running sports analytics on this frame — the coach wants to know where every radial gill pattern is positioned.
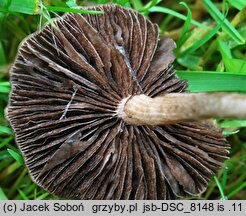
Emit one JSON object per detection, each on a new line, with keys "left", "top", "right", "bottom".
{"left": 7, "top": 4, "right": 229, "bottom": 199}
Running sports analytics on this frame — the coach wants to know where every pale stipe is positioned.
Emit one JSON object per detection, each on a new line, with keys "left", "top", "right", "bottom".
{"left": 120, "top": 93, "right": 246, "bottom": 125}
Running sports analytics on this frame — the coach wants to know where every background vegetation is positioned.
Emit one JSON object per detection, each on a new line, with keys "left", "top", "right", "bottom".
{"left": 0, "top": 0, "right": 245, "bottom": 200}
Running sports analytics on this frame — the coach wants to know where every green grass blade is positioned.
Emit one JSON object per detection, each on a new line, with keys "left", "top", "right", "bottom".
{"left": 93, "top": 0, "right": 109, "bottom": 3}
{"left": 0, "top": 188, "right": 8, "bottom": 200}
{"left": 203, "top": 0, "right": 245, "bottom": 44}
{"left": 8, "top": 168, "right": 27, "bottom": 198}
{"left": 18, "top": 189, "right": 29, "bottom": 200}
{"left": 226, "top": 59, "right": 246, "bottom": 73}
{"left": 45, "top": 6, "right": 104, "bottom": 14}
{"left": 0, "top": 81, "right": 10, "bottom": 86}
{"left": 0, "top": 41, "right": 6, "bottom": 65}
{"left": 0, "top": 0, "right": 8, "bottom": 7}
{"left": 36, "top": 192, "right": 52, "bottom": 200}
{"left": 66, "top": 0, "right": 77, "bottom": 8}
{"left": 0, "top": 137, "right": 13, "bottom": 148}
{"left": 0, "top": 8, "right": 9, "bottom": 13}
{"left": 149, "top": 6, "right": 210, "bottom": 29}
{"left": 141, "top": 0, "right": 162, "bottom": 11}
{"left": 221, "top": 167, "right": 228, "bottom": 191}
{"left": 176, "top": 71, "right": 246, "bottom": 92}
{"left": 113, "top": 0, "right": 131, "bottom": 7}
{"left": 0, "top": 150, "right": 11, "bottom": 160}
{"left": 218, "top": 40, "right": 246, "bottom": 73}
{"left": 7, "top": 0, "right": 40, "bottom": 15}
{"left": 0, "top": 81, "right": 10, "bottom": 93}
{"left": 177, "top": 54, "right": 200, "bottom": 70}
{"left": 227, "top": 0, "right": 246, "bottom": 10}
{"left": 4, "top": 19, "right": 27, "bottom": 40}
{"left": 176, "top": 2, "right": 192, "bottom": 48}
{"left": 220, "top": 120, "right": 246, "bottom": 128}
{"left": 223, "top": 130, "right": 239, "bottom": 135}
{"left": 7, "top": 149, "right": 24, "bottom": 165}
{"left": 39, "top": 5, "right": 56, "bottom": 28}
{"left": 130, "top": 0, "right": 143, "bottom": 10}
{"left": 218, "top": 40, "right": 232, "bottom": 58}
{"left": 0, "top": 86, "right": 10, "bottom": 93}
{"left": 180, "top": 22, "right": 222, "bottom": 56}
{"left": 227, "top": 182, "right": 246, "bottom": 199}
{"left": 214, "top": 176, "right": 227, "bottom": 200}
{"left": 0, "top": 126, "right": 13, "bottom": 135}
{"left": 0, "top": 161, "right": 22, "bottom": 179}
{"left": 144, "top": 0, "right": 159, "bottom": 8}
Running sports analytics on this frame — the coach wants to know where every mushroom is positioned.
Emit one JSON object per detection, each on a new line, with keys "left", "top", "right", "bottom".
{"left": 7, "top": 4, "right": 246, "bottom": 199}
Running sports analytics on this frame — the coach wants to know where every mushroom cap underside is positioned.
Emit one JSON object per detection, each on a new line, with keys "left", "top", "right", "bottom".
{"left": 7, "top": 4, "right": 229, "bottom": 199}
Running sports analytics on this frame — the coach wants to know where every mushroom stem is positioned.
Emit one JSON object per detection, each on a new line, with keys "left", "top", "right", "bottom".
{"left": 121, "top": 93, "right": 246, "bottom": 125}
